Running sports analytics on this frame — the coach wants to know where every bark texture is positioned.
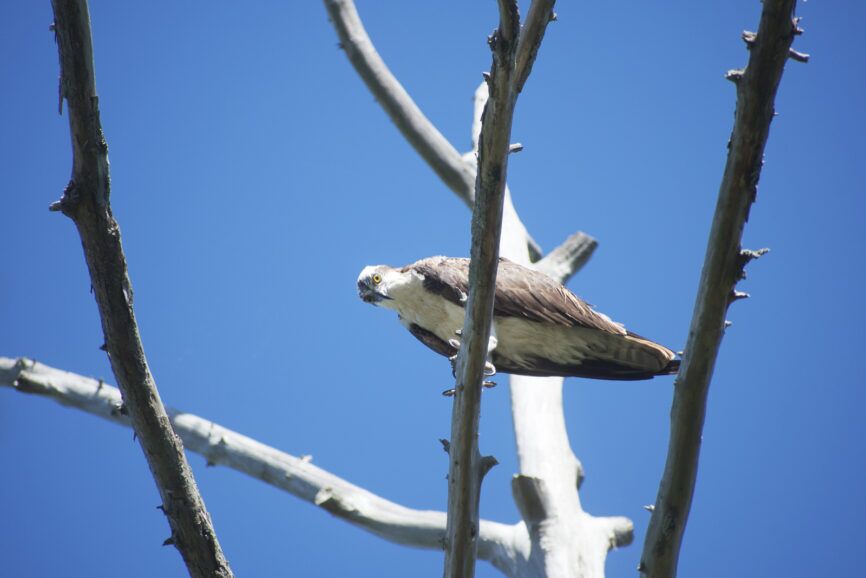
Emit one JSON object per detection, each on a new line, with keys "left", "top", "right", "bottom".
{"left": 639, "top": 2, "right": 804, "bottom": 576}
{"left": 49, "top": 1, "right": 232, "bottom": 576}
{"left": 444, "top": 2, "right": 522, "bottom": 576}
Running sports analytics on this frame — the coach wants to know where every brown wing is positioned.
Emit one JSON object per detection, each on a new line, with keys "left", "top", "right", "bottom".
{"left": 409, "top": 256, "right": 625, "bottom": 335}
{"left": 407, "top": 256, "right": 471, "bottom": 305}
{"left": 493, "top": 259, "right": 627, "bottom": 335}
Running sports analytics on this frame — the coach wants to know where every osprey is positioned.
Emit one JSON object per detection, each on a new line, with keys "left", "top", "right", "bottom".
{"left": 357, "top": 256, "right": 679, "bottom": 380}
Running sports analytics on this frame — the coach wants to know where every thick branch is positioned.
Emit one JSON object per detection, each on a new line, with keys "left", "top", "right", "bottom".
{"left": 535, "top": 232, "right": 598, "bottom": 284}
{"left": 0, "top": 357, "right": 526, "bottom": 572}
{"left": 49, "top": 2, "right": 231, "bottom": 576}
{"left": 640, "top": 2, "right": 801, "bottom": 577}
{"left": 444, "top": 3, "right": 522, "bottom": 577}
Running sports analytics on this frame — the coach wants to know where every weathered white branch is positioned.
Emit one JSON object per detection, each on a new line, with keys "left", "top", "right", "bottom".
{"left": 323, "top": 0, "right": 542, "bottom": 262}
{"left": 0, "top": 356, "right": 528, "bottom": 571}
{"left": 535, "top": 232, "right": 598, "bottom": 284}
{"left": 640, "top": 2, "right": 803, "bottom": 576}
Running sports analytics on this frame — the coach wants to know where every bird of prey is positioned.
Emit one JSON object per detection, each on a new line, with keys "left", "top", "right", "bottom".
{"left": 357, "top": 256, "right": 679, "bottom": 380}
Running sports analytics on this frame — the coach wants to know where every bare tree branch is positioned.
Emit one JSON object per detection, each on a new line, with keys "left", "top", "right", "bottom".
{"left": 514, "top": 0, "right": 556, "bottom": 94}
{"left": 323, "top": 0, "right": 474, "bottom": 202}
{"left": 471, "top": 74, "right": 625, "bottom": 578}
{"left": 444, "top": 2, "right": 522, "bottom": 576}
{"left": 640, "top": 2, "right": 804, "bottom": 576}
{"left": 535, "top": 232, "right": 598, "bottom": 284}
{"left": 48, "top": 2, "right": 231, "bottom": 576}
{"left": 323, "top": 0, "right": 543, "bottom": 262}
{"left": 326, "top": 1, "right": 638, "bottom": 576}
{"left": 0, "top": 356, "right": 529, "bottom": 573}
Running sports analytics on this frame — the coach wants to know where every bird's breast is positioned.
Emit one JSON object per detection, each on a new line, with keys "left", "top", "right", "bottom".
{"left": 391, "top": 284, "right": 466, "bottom": 344}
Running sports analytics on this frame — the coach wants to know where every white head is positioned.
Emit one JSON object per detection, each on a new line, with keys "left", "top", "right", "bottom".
{"left": 357, "top": 264, "right": 413, "bottom": 309}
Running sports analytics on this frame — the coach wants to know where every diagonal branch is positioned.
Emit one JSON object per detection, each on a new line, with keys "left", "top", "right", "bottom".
{"left": 48, "top": 2, "right": 231, "bottom": 576}
{"left": 514, "top": 0, "right": 556, "bottom": 94}
{"left": 0, "top": 357, "right": 524, "bottom": 574}
{"left": 323, "top": 0, "right": 543, "bottom": 261}
{"left": 323, "top": 0, "right": 476, "bottom": 205}
{"left": 640, "top": 2, "right": 804, "bottom": 576}
{"left": 444, "top": 3, "right": 522, "bottom": 576}
{"left": 535, "top": 231, "right": 598, "bottom": 284}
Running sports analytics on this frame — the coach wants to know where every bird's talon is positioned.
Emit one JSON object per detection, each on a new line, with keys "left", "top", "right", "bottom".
{"left": 454, "top": 329, "right": 462, "bottom": 336}
{"left": 448, "top": 338, "right": 461, "bottom": 350}
{"left": 484, "top": 361, "right": 497, "bottom": 377}
{"left": 482, "top": 380, "right": 497, "bottom": 389}
{"left": 487, "top": 335, "right": 498, "bottom": 353}
{"left": 442, "top": 388, "right": 456, "bottom": 397}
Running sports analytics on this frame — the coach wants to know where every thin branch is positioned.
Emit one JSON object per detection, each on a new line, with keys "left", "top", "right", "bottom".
{"left": 514, "top": 0, "right": 556, "bottom": 94}
{"left": 0, "top": 356, "right": 526, "bottom": 573}
{"left": 323, "top": 0, "right": 475, "bottom": 204}
{"left": 48, "top": 2, "right": 231, "bottom": 576}
{"left": 640, "top": 2, "right": 802, "bottom": 577}
{"left": 323, "top": 0, "right": 543, "bottom": 261}
{"left": 444, "top": 3, "right": 522, "bottom": 576}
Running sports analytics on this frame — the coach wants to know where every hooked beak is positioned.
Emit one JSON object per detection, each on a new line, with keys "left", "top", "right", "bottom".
{"left": 357, "top": 280, "right": 392, "bottom": 304}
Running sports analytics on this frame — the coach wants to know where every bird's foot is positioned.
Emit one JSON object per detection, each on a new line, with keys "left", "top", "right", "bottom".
{"left": 487, "top": 335, "right": 498, "bottom": 354}
{"left": 484, "top": 361, "right": 496, "bottom": 377}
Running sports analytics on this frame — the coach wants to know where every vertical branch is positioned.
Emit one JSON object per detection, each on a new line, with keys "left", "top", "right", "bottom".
{"left": 640, "top": 1, "right": 804, "bottom": 576}
{"left": 49, "top": 1, "right": 232, "bottom": 576}
{"left": 443, "top": 3, "right": 521, "bottom": 578}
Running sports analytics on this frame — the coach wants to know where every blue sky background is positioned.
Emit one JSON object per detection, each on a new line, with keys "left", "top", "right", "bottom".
{"left": 2, "top": 1, "right": 864, "bottom": 577}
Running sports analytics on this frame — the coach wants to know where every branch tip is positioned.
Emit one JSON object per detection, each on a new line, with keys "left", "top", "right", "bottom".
{"left": 725, "top": 69, "right": 745, "bottom": 83}
{"left": 729, "top": 290, "right": 751, "bottom": 303}
{"left": 788, "top": 48, "right": 810, "bottom": 63}
{"left": 480, "top": 455, "right": 498, "bottom": 478}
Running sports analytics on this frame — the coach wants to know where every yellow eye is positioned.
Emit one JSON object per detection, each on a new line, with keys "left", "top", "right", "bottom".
{"left": 372, "top": 274, "right": 382, "bottom": 285}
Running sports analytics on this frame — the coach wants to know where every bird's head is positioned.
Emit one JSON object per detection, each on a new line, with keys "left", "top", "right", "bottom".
{"left": 357, "top": 265, "right": 401, "bottom": 307}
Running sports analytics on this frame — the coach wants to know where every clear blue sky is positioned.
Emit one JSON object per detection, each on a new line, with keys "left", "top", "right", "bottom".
{"left": 2, "top": 1, "right": 864, "bottom": 577}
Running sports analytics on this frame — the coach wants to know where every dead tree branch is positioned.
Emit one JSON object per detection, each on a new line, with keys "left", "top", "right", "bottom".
{"left": 48, "top": 1, "right": 231, "bottom": 576}
{"left": 444, "top": 1, "right": 523, "bottom": 576}
{"left": 326, "top": 1, "right": 635, "bottom": 576}
{"left": 0, "top": 357, "right": 527, "bottom": 574}
{"left": 640, "top": 2, "right": 804, "bottom": 577}
{"left": 323, "top": 0, "right": 542, "bottom": 261}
